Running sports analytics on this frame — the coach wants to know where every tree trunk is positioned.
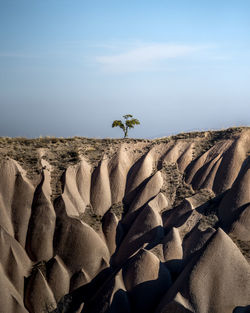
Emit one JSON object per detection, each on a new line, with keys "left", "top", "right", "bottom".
{"left": 124, "top": 127, "right": 128, "bottom": 138}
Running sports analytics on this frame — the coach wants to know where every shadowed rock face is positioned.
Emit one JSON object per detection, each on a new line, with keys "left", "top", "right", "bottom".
{"left": 0, "top": 127, "right": 250, "bottom": 313}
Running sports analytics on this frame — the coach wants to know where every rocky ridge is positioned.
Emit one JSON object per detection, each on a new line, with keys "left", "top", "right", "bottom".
{"left": 0, "top": 127, "right": 249, "bottom": 313}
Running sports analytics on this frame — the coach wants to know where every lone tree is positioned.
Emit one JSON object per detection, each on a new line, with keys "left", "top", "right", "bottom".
{"left": 112, "top": 114, "right": 140, "bottom": 138}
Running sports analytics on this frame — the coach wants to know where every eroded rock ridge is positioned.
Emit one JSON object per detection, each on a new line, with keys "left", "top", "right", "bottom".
{"left": 0, "top": 128, "right": 250, "bottom": 313}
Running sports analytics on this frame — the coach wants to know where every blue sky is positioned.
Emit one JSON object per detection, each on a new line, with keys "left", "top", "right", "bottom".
{"left": 0, "top": 0, "right": 250, "bottom": 138}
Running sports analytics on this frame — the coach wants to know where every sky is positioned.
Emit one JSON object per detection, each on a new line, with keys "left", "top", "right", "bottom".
{"left": 0, "top": 0, "right": 250, "bottom": 138}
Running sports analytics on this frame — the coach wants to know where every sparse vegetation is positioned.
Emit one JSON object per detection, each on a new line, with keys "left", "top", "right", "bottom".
{"left": 79, "top": 205, "right": 103, "bottom": 231}
{"left": 109, "top": 202, "right": 124, "bottom": 220}
{"left": 230, "top": 234, "right": 250, "bottom": 261}
{"left": 159, "top": 162, "right": 189, "bottom": 206}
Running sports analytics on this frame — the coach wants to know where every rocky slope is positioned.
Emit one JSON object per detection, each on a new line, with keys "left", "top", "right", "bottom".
{"left": 0, "top": 127, "right": 249, "bottom": 313}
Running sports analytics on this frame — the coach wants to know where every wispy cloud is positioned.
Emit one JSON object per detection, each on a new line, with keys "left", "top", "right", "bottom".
{"left": 95, "top": 43, "right": 208, "bottom": 72}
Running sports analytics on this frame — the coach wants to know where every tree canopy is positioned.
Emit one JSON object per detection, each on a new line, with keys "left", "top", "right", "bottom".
{"left": 112, "top": 114, "right": 140, "bottom": 138}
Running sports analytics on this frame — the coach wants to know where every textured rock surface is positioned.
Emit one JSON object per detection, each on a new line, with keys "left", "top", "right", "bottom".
{"left": 0, "top": 127, "right": 249, "bottom": 313}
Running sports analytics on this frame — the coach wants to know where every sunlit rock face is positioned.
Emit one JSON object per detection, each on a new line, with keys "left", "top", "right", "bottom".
{"left": 0, "top": 127, "right": 250, "bottom": 313}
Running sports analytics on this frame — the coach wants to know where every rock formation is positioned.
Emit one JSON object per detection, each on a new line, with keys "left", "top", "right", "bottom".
{"left": 0, "top": 127, "right": 249, "bottom": 313}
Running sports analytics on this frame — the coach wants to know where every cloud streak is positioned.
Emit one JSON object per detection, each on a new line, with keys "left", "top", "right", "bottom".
{"left": 96, "top": 43, "right": 207, "bottom": 72}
